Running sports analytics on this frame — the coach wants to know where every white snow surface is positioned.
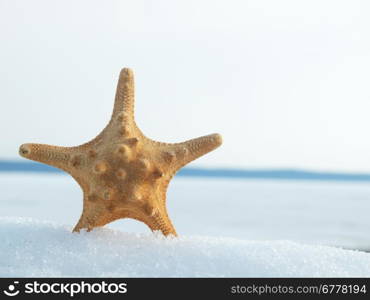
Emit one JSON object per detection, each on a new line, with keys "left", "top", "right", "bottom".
{"left": 2, "top": 173, "right": 370, "bottom": 277}
{"left": 1, "top": 217, "right": 370, "bottom": 277}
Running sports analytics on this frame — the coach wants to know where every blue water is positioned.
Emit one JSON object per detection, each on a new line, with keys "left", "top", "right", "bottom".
{"left": 2, "top": 160, "right": 370, "bottom": 182}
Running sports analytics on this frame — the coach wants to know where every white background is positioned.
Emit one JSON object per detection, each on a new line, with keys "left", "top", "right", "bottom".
{"left": 1, "top": 0, "right": 370, "bottom": 171}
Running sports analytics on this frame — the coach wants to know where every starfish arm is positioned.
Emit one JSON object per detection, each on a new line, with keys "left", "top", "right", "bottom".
{"left": 73, "top": 212, "right": 93, "bottom": 232}
{"left": 162, "top": 133, "right": 222, "bottom": 171}
{"left": 19, "top": 143, "right": 75, "bottom": 172}
{"left": 145, "top": 208, "right": 177, "bottom": 236}
{"left": 111, "top": 68, "right": 135, "bottom": 123}
{"left": 73, "top": 206, "right": 101, "bottom": 232}
{"left": 73, "top": 191, "right": 114, "bottom": 232}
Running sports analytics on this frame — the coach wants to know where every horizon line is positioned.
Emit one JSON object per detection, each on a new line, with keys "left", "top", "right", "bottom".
{"left": 2, "top": 160, "right": 370, "bottom": 182}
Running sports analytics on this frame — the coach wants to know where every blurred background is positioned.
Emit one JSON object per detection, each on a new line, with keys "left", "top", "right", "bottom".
{"left": 1, "top": 0, "right": 370, "bottom": 251}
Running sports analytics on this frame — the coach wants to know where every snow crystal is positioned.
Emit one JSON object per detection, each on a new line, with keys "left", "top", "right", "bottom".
{"left": 0, "top": 217, "right": 370, "bottom": 277}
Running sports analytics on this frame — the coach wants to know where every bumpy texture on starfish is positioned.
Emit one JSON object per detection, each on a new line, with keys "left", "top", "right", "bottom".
{"left": 19, "top": 68, "right": 222, "bottom": 235}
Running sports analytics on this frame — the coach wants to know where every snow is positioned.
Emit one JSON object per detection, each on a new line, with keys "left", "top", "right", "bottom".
{"left": 1, "top": 173, "right": 370, "bottom": 277}
{"left": 1, "top": 217, "right": 370, "bottom": 277}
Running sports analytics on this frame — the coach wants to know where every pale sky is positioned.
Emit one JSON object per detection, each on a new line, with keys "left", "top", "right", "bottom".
{"left": 1, "top": 0, "right": 370, "bottom": 172}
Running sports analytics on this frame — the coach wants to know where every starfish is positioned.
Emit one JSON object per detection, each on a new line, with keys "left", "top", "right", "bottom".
{"left": 19, "top": 68, "right": 222, "bottom": 236}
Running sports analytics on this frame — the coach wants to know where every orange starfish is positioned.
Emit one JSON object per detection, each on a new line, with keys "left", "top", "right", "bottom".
{"left": 19, "top": 68, "right": 222, "bottom": 236}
